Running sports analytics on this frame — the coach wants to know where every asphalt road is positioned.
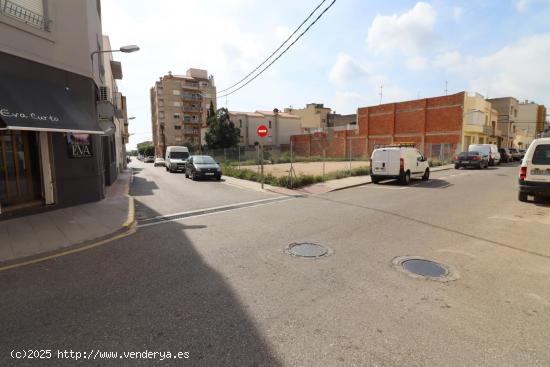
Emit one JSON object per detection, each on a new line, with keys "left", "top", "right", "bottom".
{"left": 1, "top": 160, "right": 550, "bottom": 366}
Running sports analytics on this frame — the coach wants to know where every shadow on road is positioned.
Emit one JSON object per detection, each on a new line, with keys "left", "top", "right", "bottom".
{"left": 130, "top": 175, "right": 159, "bottom": 197}
{"left": 375, "top": 178, "right": 452, "bottom": 189}
{"left": 0, "top": 200, "right": 282, "bottom": 366}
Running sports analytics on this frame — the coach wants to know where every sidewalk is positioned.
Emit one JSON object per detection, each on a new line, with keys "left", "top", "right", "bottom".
{"left": 224, "top": 164, "right": 455, "bottom": 196}
{"left": 0, "top": 170, "right": 135, "bottom": 265}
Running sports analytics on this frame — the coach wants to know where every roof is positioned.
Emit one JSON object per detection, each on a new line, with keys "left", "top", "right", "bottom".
{"left": 256, "top": 110, "right": 300, "bottom": 119}
{"left": 230, "top": 111, "right": 264, "bottom": 117}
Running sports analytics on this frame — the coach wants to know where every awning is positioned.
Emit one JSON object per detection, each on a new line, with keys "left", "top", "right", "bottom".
{"left": 0, "top": 72, "right": 103, "bottom": 134}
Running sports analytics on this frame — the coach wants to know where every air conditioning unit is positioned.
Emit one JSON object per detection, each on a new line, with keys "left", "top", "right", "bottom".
{"left": 99, "top": 86, "right": 111, "bottom": 102}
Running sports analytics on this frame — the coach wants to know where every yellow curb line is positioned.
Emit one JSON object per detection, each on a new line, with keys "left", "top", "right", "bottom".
{"left": 0, "top": 169, "right": 137, "bottom": 273}
{"left": 0, "top": 226, "right": 136, "bottom": 272}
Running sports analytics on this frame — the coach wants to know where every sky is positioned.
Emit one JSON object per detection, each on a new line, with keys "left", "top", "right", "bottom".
{"left": 101, "top": 0, "right": 550, "bottom": 150}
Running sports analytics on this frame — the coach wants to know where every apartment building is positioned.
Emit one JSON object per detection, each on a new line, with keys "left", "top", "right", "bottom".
{"left": 0, "top": 0, "right": 120, "bottom": 218}
{"left": 515, "top": 101, "right": 547, "bottom": 146}
{"left": 327, "top": 113, "right": 357, "bottom": 130}
{"left": 462, "top": 93, "right": 497, "bottom": 151}
{"left": 230, "top": 109, "right": 302, "bottom": 147}
{"left": 150, "top": 69, "right": 216, "bottom": 157}
{"left": 486, "top": 97, "right": 519, "bottom": 148}
{"left": 284, "top": 103, "right": 331, "bottom": 132}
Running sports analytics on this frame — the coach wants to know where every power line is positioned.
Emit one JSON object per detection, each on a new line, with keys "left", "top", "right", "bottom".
{"left": 217, "top": 0, "right": 337, "bottom": 99}
{"left": 217, "top": 0, "right": 328, "bottom": 94}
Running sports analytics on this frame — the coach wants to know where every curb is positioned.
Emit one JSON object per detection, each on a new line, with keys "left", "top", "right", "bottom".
{"left": 0, "top": 169, "right": 137, "bottom": 272}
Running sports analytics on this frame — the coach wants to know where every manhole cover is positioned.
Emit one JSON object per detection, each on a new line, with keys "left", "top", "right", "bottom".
{"left": 402, "top": 259, "right": 446, "bottom": 277}
{"left": 392, "top": 256, "right": 459, "bottom": 282}
{"left": 285, "top": 243, "right": 332, "bottom": 258}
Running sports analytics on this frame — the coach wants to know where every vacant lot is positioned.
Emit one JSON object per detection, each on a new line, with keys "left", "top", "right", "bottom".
{"left": 241, "top": 160, "right": 370, "bottom": 178}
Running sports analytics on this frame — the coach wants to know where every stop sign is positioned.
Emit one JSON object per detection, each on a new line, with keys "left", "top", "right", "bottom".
{"left": 257, "top": 124, "right": 268, "bottom": 137}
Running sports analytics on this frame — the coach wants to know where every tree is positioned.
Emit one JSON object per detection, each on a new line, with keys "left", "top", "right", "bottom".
{"left": 137, "top": 142, "right": 154, "bottom": 156}
{"left": 204, "top": 107, "right": 241, "bottom": 149}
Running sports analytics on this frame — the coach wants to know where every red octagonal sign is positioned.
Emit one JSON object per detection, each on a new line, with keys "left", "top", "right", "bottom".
{"left": 257, "top": 124, "right": 268, "bottom": 137}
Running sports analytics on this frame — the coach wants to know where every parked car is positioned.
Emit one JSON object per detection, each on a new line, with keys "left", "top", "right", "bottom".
{"left": 185, "top": 155, "right": 222, "bottom": 180}
{"left": 509, "top": 148, "right": 522, "bottom": 161}
{"left": 499, "top": 148, "right": 513, "bottom": 163}
{"left": 454, "top": 151, "right": 489, "bottom": 169}
{"left": 154, "top": 157, "right": 165, "bottom": 167}
{"left": 144, "top": 156, "right": 155, "bottom": 163}
{"left": 165, "top": 146, "right": 190, "bottom": 173}
{"left": 468, "top": 144, "right": 500, "bottom": 166}
{"left": 519, "top": 149, "right": 527, "bottom": 159}
{"left": 370, "top": 145, "right": 430, "bottom": 185}
{"left": 518, "top": 138, "right": 550, "bottom": 202}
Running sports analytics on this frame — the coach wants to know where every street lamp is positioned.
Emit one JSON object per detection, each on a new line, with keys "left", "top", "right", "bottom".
{"left": 90, "top": 45, "right": 140, "bottom": 76}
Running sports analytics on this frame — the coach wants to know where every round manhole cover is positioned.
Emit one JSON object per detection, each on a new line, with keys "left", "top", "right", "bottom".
{"left": 285, "top": 243, "right": 332, "bottom": 258}
{"left": 402, "top": 259, "right": 446, "bottom": 277}
{"left": 392, "top": 256, "right": 459, "bottom": 282}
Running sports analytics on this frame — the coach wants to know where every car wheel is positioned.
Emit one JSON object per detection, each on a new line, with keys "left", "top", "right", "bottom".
{"left": 191, "top": 171, "right": 197, "bottom": 181}
{"left": 422, "top": 168, "right": 430, "bottom": 180}
{"left": 455, "top": 164, "right": 460, "bottom": 169}
{"left": 185, "top": 170, "right": 189, "bottom": 178}
{"left": 400, "top": 171, "right": 411, "bottom": 185}
{"left": 518, "top": 191, "right": 529, "bottom": 202}
{"left": 371, "top": 176, "right": 380, "bottom": 184}
{"left": 489, "top": 158, "right": 494, "bottom": 166}
{"left": 216, "top": 175, "right": 221, "bottom": 181}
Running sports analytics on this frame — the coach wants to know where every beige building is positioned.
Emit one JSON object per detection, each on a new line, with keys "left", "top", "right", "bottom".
{"left": 515, "top": 101, "right": 547, "bottom": 147}
{"left": 230, "top": 109, "right": 302, "bottom": 147}
{"left": 461, "top": 93, "right": 495, "bottom": 151}
{"left": 284, "top": 103, "right": 331, "bottom": 132}
{"left": 150, "top": 69, "right": 216, "bottom": 157}
{"left": 487, "top": 97, "right": 519, "bottom": 148}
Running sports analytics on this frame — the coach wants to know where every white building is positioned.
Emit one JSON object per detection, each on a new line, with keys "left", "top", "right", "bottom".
{"left": 230, "top": 109, "right": 302, "bottom": 147}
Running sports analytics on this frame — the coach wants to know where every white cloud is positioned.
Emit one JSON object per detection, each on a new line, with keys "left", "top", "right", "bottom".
{"left": 433, "top": 33, "right": 550, "bottom": 105}
{"left": 453, "top": 7, "right": 464, "bottom": 20}
{"left": 328, "top": 53, "right": 371, "bottom": 86}
{"left": 515, "top": 0, "right": 550, "bottom": 12}
{"left": 275, "top": 26, "right": 292, "bottom": 42}
{"left": 405, "top": 56, "right": 428, "bottom": 71}
{"left": 366, "top": 2, "right": 437, "bottom": 54}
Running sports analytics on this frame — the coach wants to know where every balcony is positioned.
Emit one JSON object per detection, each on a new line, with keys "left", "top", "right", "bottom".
{"left": 0, "top": 0, "right": 51, "bottom": 31}
{"left": 181, "top": 93, "right": 202, "bottom": 101}
{"left": 181, "top": 82, "right": 199, "bottom": 90}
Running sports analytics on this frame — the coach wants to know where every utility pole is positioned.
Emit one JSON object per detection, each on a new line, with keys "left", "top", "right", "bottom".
{"left": 379, "top": 83, "right": 383, "bottom": 105}
{"left": 445, "top": 81, "right": 448, "bottom": 96}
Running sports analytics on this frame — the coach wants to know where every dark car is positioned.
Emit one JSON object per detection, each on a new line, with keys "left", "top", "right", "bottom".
{"left": 519, "top": 149, "right": 526, "bottom": 159}
{"left": 499, "top": 148, "right": 512, "bottom": 163}
{"left": 185, "top": 155, "right": 221, "bottom": 180}
{"left": 508, "top": 148, "right": 522, "bottom": 161}
{"left": 454, "top": 151, "right": 489, "bottom": 169}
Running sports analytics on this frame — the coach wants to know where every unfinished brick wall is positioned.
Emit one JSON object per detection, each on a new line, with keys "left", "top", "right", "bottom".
{"left": 292, "top": 92, "right": 465, "bottom": 160}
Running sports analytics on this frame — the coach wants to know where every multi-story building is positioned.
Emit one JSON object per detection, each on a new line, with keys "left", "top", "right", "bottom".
{"left": 327, "top": 113, "right": 357, "bottom": 130}
{"left": 462, "top": 93, "right": 495, "bottom": 151}
{"left": 486, "top": 97, "right": 519, "bottom": 148}
{"left": 230, "top": 109, "right": 302, "bottom": 147}
{"left": 150, "top": 69, "right": 216, "bottom": 157}
{"left": 285, "top": 103, "right": 331, "bottom": 132}
{"left": 515, "top": 101, "right": 547, "bottom": 147}
{"left": 0, "top": 0, "right": 124, "bottom": 218}
{"left": 101, "top": 35, "right": 130, "bottom": 175}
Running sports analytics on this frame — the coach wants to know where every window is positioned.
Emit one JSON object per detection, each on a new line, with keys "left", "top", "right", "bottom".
{"left": 173, "top": 102, "right": 181, "bottom": 107}
{"left": 174, "top": 125, "right": 182, "bottom": 130}
{"left": 269, "top": 121, "right": 272, "bottom": 129}
{"left": 532, "top": 145, "right": 550, "bottom": 165}
{"left": 239, "top": 119, "right": 242, "bottom": 128}
{"left": 158, "top": 99, "right": 164, "bottom": 107}
{"left": 173, "top": 113, "right": 180, "bottom": 119}
{"left": 173, "top": 90, "right": 180, "bottom": 95}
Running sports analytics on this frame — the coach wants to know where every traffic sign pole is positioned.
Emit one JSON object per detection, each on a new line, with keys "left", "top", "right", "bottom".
{"left": 256, "top": 124, "right": 268, "bottom": 190}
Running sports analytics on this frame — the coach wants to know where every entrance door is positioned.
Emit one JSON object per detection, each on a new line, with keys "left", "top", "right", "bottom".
{"left": 0, "top": 131, "right": 42, "bottom": 209}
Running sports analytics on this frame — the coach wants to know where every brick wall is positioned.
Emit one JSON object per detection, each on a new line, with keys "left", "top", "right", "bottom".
{"left": 292, "top": 92, "right": 465, "bottom": 159}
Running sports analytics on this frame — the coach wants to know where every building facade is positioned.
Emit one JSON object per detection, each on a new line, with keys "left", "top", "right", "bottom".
{"left": 230, "top": 109, "right": 302, "bottom": 147}
{"left": 327, "top": 113, "right": 357, "bottom": 130}
{"left": 284, "top": 103, "right": 331, "bottom": 132}
{"left": 150, "top": 69, "right": 216, "bottom": 157}
{"left": 0, "top": 0, "right": 119, "bottom": 219}
{"left": 462, "top": 93, "right": 496, "bottom": 151}
{"left": 486, "top": 97, "right": 519, "bottom": 148}
{"left": 515, "top": 101, "right": 547, "bottom": 147}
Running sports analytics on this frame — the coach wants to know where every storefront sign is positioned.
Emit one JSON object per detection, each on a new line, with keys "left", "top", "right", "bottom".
{"left": 67, "top": 133, "right": 93, "bottom": 158}
{"left": 0, "top": 108, "right": 60, "bottom": 122}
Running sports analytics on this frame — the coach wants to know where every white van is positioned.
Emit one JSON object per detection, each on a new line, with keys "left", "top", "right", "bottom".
{"left": 468, "top": 144, "right": 500, "bottom": 166}
{"left": 370, "top": 145, "right": 430, "bottom": 185}
{"left": 518, "top": 137, "right": 550, "bottom": 202}
{"left": 165, "top": 146, "right": 190, "bottom": 173}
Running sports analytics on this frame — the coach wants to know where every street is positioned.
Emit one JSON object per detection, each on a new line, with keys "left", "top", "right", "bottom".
{"left": 2, "top": 161, "right": 550, "bottom": 366}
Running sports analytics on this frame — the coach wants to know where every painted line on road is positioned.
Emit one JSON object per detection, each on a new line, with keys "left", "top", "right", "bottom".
{"left": 136, "top": 196, "right": 297, "bottom": 228}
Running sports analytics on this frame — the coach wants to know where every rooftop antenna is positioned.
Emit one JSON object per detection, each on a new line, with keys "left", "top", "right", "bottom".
{"left": 445, "top": 81, "right": 448, "bottom": 96}
{"left": 379, "top": 83, "right": 383, "bottom": 105}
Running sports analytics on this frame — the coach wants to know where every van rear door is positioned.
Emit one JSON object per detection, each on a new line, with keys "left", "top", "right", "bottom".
{"left": 527, "top": 144, "right": 550, "bottom": 182}
{"left": 372, "top": 149, "right": 400, "bottom": 176}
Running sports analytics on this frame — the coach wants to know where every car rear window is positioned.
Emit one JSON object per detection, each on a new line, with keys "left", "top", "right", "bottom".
{"left": 468, "top": 152, "right": 480, "bottom": 156}
{"left": 532, "top": 144, "right": 550, "bottom": 165}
